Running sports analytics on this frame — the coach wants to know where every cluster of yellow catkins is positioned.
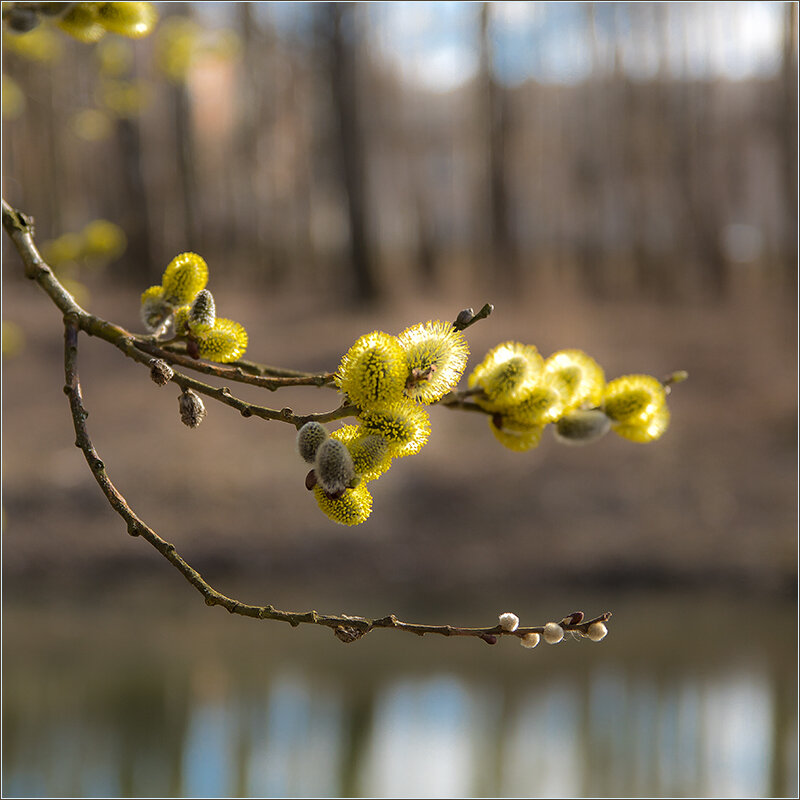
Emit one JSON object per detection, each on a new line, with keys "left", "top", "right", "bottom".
{"left": 298, "top": 321, "right": 470, "bottom": 526}
{"left": 57, "top": 3, "right": 158, "bottom": 43}
{"left": 3, "top": 2, "right": 158, "bottom": 40}
{"left": 302, "top": 328, "right": 676, "bottom": 526}
{"left": 140, "top": 252, "right": 248, "bottom": 363}
{"left": 469, "top": 343, "right": 672, "bottom": 451}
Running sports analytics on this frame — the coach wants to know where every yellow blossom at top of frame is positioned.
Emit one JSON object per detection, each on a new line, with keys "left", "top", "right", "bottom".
{"left": 97, "top": 2, "right": 159, "bottom": 39}
{"left": 397, "top": 320, "right": 469, "bottom": 404}
{"left": 335, "top": 331, "right": 407, "bottom": 409}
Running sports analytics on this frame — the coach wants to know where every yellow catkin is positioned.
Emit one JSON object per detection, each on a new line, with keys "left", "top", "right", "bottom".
{"left": 332, "top": 425, "right": 392, "bottom": 479}
{"left": 161, "top": 252, "right": 208, "bottom": 306}
{"left": 336, "top": 331, "right": 407, "bottom": 409}
{"left": 488, "top": 417, "right": 544, "bottom": 452}
{"left": 613, "top": 404, "right": 670, "bottom": 443}
{"left": 195, "top": 318, "right": 248, "bottom": 363}
{"left": 313, "top": 483, "right": 373, "bottom": 526}
{"left": 543, "top": 349, "right": 605, "bottom": 410}
{"left": 503, "top": 374, "right": 568, "bottom": 427}
{"left": 98, "top": 2, "right": 158, "bottom": 39}
{"left": 397, "top": 320, "right": 469, "bottom": 404}
{"left": 358, "top": 398, "right": 431, "bottom": 458}
{"left": 603, "top": 375, "right": 666, "bottom": 425}
{"left": 58, "top": 3, "right": 107, "bottom": 43}
{"left": 469, "top": 342, "right": 544, "bottom": 405}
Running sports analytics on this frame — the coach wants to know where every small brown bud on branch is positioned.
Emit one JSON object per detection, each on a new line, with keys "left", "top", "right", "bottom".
{"left": 149, "top": 358, "right": 174, "bottom": 386}
{"left": 179, "top": 389, "right": 207, "bottom": 428}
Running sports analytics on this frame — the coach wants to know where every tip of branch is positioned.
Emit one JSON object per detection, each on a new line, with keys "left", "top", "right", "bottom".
{"left": 452, "top": 302, "right": 494, "bottom": 331}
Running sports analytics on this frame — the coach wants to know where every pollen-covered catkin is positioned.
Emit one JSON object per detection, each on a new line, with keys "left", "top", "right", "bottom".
{"left": 161, "top": 252, "right": 208, "bottom": 306}
{"left": 315, "top": 438, "right": 356, "bottom": 497}
{"left": 97, "top": 2, "right": 159, "bottom": 38}
{"left": 195, "top": 319, "right": 248, "bottom": 363}
{"left": 336, "top": 331, "right": 407, "bottom": 408}
{"left": 297, "top": 421, "right": 328, "bottom": 464}
{"left": 397, "top": 320, "right": 469, "bottom": 404}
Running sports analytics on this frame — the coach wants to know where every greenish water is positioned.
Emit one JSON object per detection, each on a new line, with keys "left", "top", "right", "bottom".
{"left": 2, "top": 587, "right": 797, "bottom": 798}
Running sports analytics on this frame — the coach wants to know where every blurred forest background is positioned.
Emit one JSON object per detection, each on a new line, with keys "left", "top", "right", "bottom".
{"left": 2, "top": 3, "right": 798, "bottom": 797}
{"left": 3, "top": 1, "right": 797, "bottom": 301}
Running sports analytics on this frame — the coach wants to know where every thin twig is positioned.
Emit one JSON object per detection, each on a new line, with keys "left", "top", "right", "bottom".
{"left": 64, "top": 315, "right": 611, "bottom": 644}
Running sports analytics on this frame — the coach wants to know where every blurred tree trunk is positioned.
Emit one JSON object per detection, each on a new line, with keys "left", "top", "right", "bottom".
{"left": 170, "top": 81, "right": 200, "bottom": 249}
{"left": 115, "top": 117, "right": 155, "bottom": 283}
{"left": 479, "top": 2, "right": 517, "bottom": 291}
{"left": 413, "top": 181, "right": 438, "bottom": 288}
{"left": 235, "top": 3, "right": 278, "bottom": 284}
{"left": 324, "top": 2, "right": 379, "bottom": 303}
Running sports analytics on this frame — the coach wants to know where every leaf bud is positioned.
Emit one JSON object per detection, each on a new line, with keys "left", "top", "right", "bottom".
{"left": 543, "top": 622, "right": 564, "bottom": 644}
{"left": 498, "top": 612, "right": 520, "bottom": 632}
{"left": 315, "top": 438, "right": 356, "bottom": 498}
{"left": 179, "top": 389, "right": 206, "bottom": 429}
{"left": 520, "top": 632, "right": 541, "bottom": 649}
{"left": 149, "top": 358, "right": 174, "bottom": 386}
{"left": 455, "top": 308, "right": 474, "bottom": 327}
{"left": 297, "top": 421, "right": 328, "bottom": 464}
{"left": 586, "top": 621, "right": 608, "bottom": 642}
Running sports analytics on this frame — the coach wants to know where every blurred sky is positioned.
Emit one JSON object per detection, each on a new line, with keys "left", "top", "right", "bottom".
{"left": 201, "top": 1, "right": 788, "bottom": 92}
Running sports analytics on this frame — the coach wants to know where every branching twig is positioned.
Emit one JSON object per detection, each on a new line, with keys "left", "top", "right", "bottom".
{"left": 7, "top": 198, "right": 613, "bottom": 646}
{"left": 64, "top": 315, "right": 611, "bottom": 644}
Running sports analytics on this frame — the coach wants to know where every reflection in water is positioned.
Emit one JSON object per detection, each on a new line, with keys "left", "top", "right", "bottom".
{"left": 3, "top": 603, "right": 797, "bottom": 798}
{"left": 359, "top": 677, "right": 479, "bottom": 798}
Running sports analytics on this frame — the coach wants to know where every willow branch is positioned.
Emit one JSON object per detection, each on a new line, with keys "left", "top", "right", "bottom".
{"left": 64, "top": 314, "right": 611, "bottom": 645}
{"left": 2, "top": 199, "right": 335, "bottom": 392}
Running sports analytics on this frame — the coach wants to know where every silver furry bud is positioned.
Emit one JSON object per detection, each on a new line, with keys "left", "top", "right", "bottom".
{"left": 297, "top": 421, "right": 328, "bottom": 464}
{"left": 315, "top": 438, "right": 356, "bottom": 498}
{"left": 554, "top": 409, "right": 611, "bottom": 445}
